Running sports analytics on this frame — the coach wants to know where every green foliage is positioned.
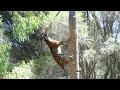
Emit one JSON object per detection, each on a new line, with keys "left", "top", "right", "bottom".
{"left": 0, "top": 43, "right": 11, "bottom": 78}
{"left": 12, "top": 11, "right": 41, "bottom": 41}
{"left": 0, "top": 45, "right": 11, "bottom": 78}
{"left": 3, "top": 11, "right": 120, "bottom": 79}
{"left": 32, "top": 52, "right": 52, "bottom": 77}
{"left": 100, "top": 37, "right": 120, "bottom": 57}
{"left": 4, "top": 52, "right": 53, "bottom": 79}
{"left": 12, "top": 11, "right": 58, "bottom": 42}
{"left": 4, "top": 61, "right": 35, "bottom": 79}
{"left": 0, "top": 18, "right": 11, "bottom": 78}
{"left": 0, "top": 11, "right": 63, "bottom": 79}
{"left": 54, "top": 11, "right": 68, "bottom": 25}
{"left": 83, "top": 49, "right": 96, "bottom": 61}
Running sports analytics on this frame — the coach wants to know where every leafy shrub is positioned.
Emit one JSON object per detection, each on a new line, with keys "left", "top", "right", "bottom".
{"left": 0, "top": 43, "right": 11, "bottom": 78}
{"left": 0, "top": 18, "right": 12, "bottom": 78}
{"left": 4, "top": 61, "right": 35, "bottom": 79}
{"left": 4, "top": 52, "right": 54, "bottom": 79}
{"left": 32, "top": 52, "right": 53, "bottom": 77}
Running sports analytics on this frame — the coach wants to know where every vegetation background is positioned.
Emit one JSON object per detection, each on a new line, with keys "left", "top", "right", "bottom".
{"left": 0, "top": 11, "right": 120, "bottom": 79}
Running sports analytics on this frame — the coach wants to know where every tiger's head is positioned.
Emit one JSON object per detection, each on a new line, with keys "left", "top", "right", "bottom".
{"left": 40, "top": 33, "right": 49, "bottom": 41}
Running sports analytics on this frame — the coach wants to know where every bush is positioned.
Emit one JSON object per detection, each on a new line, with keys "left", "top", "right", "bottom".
{"left": 4, "top": 52, "right": 53, "bottom": 79}
{"left": 0, "top": 43, "right": 11, "bottom": 78}
{"left": 4, "top": 61, "right": 35, "bottom": 79}
{"left": 0, "top": 17, "right": 12, "bottom": 78}
{"left": 32, "top": 52, "right": 53, "bottom": 77}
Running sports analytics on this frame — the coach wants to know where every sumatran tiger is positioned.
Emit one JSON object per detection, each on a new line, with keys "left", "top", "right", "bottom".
{"left": 42, "top": 33, "right": 69, "bottom": 70}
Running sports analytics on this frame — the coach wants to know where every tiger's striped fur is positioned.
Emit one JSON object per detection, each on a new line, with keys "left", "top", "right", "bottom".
{"left": 44, "top": 35, "right": 69, "bottom": 70}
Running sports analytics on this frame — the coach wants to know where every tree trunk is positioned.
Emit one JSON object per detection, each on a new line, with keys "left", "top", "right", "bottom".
{"left": 67, "top": 11, "right": 79, "bottom": 79}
